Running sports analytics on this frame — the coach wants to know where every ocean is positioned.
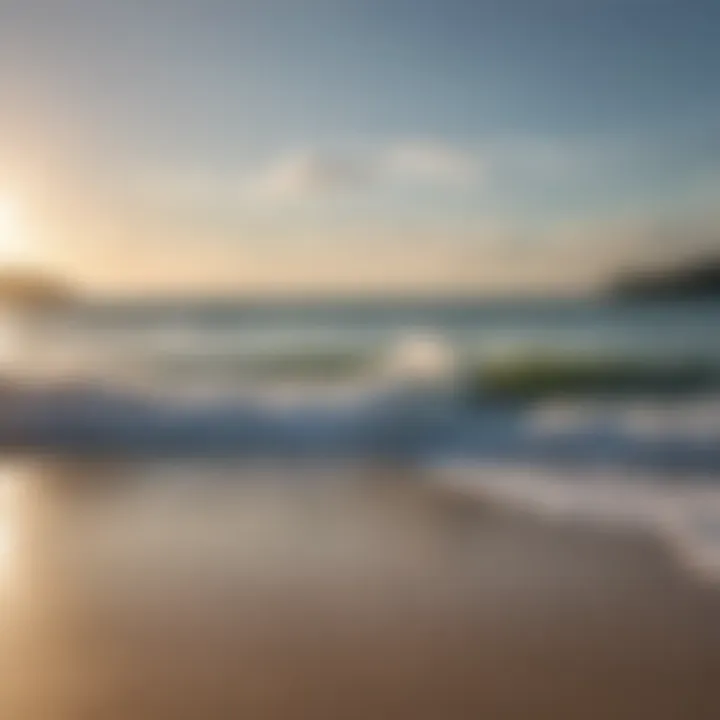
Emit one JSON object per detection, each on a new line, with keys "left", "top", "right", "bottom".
{"left": 2, "top": 296, "right": 720, "bottom": 584}
{"left": 69, "top": 296, "right": 720, "bottom": 384}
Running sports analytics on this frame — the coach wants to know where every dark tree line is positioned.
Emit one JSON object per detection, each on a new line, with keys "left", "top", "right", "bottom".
{"left": 611, "top": 256, "right": 720, "bottom": 299}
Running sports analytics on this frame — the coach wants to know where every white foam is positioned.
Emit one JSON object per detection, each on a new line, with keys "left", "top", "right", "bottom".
{"left": 528, "top": 397, "right": 720, "bottom": 442}
{"left": 433, "top": 460, "right": 720, "bottom": 586}
{"left": 377, "top": 331, "right": 457, "bottom": 387}
{"left": 656, "top": 490, "right": 720, "bottom": 584}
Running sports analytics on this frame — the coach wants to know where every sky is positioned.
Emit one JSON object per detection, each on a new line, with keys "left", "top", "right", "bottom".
{"left": 0, "top": 0, "right": 719, "bottom": 295}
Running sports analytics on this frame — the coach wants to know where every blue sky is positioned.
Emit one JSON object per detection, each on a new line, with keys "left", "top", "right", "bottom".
{"left": 0, "top": 0, "right": 719, "bottom": 293}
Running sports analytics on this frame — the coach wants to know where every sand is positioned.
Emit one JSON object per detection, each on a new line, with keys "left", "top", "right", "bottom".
{"left": 0, "top": 460, "right": 718, "bottom": 719}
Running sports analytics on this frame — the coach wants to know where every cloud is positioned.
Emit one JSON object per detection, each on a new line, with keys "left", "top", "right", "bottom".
{"left": 242, "top": 134, "right": 594, "bottom": 207}
{"left": 140, "top": 131, "right": 706, "bottom": 223}
{"left": 381, "top": 140, "right": 481, "bottom": 185}
{"left": 245, "top": 150, "right": 371, "bottom": 203}
{"left": 243, "top": 140, "right": 482, "bottom": 204}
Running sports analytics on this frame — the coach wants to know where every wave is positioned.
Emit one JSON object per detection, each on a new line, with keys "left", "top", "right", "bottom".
{"left": 433, "top": 461, "right": 720, "bottom": 586}
{"left": 3, "top": 328, "right": 720, "bottom": 586}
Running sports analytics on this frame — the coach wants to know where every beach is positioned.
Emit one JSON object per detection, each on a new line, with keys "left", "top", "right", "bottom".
{"left": 3, "top": 1, "right": 720, "bottom": 716}
{"left": 0, "top": 459, "right": 718, "bottom": 719}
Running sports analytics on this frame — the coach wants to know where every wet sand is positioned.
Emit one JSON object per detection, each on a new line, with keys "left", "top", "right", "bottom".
{"left": 0, "top": 460, "right": 719, "bottom": 719}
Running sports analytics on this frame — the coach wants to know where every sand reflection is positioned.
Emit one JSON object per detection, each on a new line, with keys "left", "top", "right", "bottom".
{"left": 0, "top": 466, "right": 20, "bottom": 584}
{"left": 0, "top": 458, "right": 716, "bottom": 719}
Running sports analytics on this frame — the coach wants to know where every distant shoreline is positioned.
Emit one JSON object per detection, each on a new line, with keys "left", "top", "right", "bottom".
{"left": 610, "top": 256, "right": 720, "bottom": 300}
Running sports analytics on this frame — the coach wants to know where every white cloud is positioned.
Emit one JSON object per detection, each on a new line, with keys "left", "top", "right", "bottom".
{"left": 243, "top": 139, "right": 482, "bottom": 205}
{"left": 381, "top": 140, "right": 480, "bottom": 185}
{"left": 244, "top": 150, "right": 370, "bottom": 203}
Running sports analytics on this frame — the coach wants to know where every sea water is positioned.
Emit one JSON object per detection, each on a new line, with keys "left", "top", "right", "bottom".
{"left": 4, "top": 296, "right": 720, "bottom": 584}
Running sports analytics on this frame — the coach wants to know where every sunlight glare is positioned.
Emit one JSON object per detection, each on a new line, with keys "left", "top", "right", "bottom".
{"left": 0, "top": 197, "right": 30, "bottom": 265}
{"left": 0, "top": 471, "right": 21, "bottom": 585}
